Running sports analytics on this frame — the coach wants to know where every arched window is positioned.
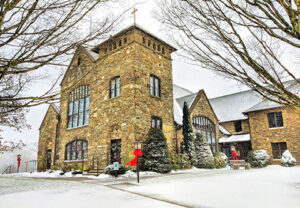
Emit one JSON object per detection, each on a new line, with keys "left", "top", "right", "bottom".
{"left": 192, "top": 116, "right": 217, "bottom": 152}
{"left": 67, "top": 86, "right": 90, "bottom": 128}
{"left": 65, "top": 140, "right": 88, "bottom": 161}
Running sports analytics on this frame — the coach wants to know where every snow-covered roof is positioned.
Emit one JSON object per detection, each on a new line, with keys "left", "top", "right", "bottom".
{"left": 209, "top": 90, "right": 263, "bottom": 122}
{"left": 50, "top": 103, "right": 60, "bottom": 114}
{"left": 243, "top": 80, "right": 299, "bottom": 114}
{"left": 219, "top": 134, "right": 250, "bottom": 143}
{"left": 243, "top": 99, "right": 281, "bottom": 113}
{"left": 176, "top": 93, "right": 197, "bottom": 110}
{"left": 173, "top": 84, "right": 193, "bottom": 125}
{"left": 219, "top": 125, "right": 231, "bottom": 135}
{"left": 173, "top": 84, "right": 193, "bottom": 99}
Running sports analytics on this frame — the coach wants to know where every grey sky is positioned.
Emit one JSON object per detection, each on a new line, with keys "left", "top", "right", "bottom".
{"left": 1, "top": 0, "right": 299, "bottom": 146}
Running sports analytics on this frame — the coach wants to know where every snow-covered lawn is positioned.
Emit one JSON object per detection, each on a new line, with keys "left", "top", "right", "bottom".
{"left": 0, "top": 165, "right": 299, "bottom": 208}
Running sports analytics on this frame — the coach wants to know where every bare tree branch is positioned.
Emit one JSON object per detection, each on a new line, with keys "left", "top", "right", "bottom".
{"left": 156, "top": 0, "right": 300, "bottom": 106}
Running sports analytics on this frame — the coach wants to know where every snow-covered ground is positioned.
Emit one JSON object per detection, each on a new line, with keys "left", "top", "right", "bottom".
{"left": 0, "top": 165, "right": 299, "bottom": 208}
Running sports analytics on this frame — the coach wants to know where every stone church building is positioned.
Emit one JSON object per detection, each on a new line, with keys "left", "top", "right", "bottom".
{"left": 38, "top": 25, "right": 299, "bottom": 171}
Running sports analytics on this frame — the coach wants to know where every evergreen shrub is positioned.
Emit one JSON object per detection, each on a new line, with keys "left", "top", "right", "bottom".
{"left": 213, "top": 152, "right": 228, "bottom": 168}
{"left": 170, "top": 152, "right": 192, "bottom": 170}
{"left": 143, "top": 128, "right": 171, "bottom": 173}
{"left": 247, "top": 150, "right": 270, "bottom": 168}
{"left": 194, "top": 133, "right": 214, "bottom": 169}
{"left": 281, "top": 150, "right": 296, "bottom": 167}
{"left": 181, "top": 101, "right": 197, "bottom": 165}
{"left": 104, "top": 164, "right": 127, "bottom": 175}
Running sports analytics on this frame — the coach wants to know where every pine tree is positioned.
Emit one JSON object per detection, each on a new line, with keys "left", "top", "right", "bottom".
{"left": 181, "top": 101, "right": 197, "bottom": 165}
{"left": 194, "top": 132, "right": 214, "bottom": 168}
{"left": 143, "top": 128, "right": 171, "bottom": 173}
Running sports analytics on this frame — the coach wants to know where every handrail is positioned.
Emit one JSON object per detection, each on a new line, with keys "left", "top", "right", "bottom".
{"left": 2, "top": 165, "right": 12, "bottom": 174}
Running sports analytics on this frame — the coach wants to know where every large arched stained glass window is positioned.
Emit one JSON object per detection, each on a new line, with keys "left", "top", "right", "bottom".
{"left": 67, "top": 86, "right": 90, "bottom": 128}
{"left": 65, "top": 140, "right": 88, "bottom": 161}
{"left": 192, "top": 116, "right": 217, "bottom": 153}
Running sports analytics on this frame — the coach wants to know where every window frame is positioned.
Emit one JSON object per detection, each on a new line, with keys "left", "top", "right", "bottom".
{"left": 267, "top": 112, "right": 283, "bottom": 128}
{"left": 271, "top": 142, "right": 287, "bottom": 159}
{"left": 110, "top": 76, "right": 121, "bottom": 98}
{"left": 151, "top": 116, "right": 162, "bottom": 129}
{"left": 65, "top": 140, "right": 88, "bottom": 161}
{"left": 234, "top": 120, "right": 242, "bottom": 132}
{"left": 192, "top": 116, "right": 217, "bottom": 153}
{"left": 150, "top": 75, "right": 161, "bottom": 97}
{"left": 67, "top": 86, "right": 90, "bottom": 129}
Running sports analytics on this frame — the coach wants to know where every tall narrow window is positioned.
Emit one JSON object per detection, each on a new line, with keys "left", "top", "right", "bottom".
{"left": 150, "top": 75, "right": 160, "bottom": 97}
{"left": 110, "top": 76, "right": 120, "bottom": 98}
{"left": 162, "top": 47, "right": 165, "bottom": 54}
{"left": 67, "top": 86, "right": 90, "bottom": 129}
{"left": 268, "top": 112, "right": 283, "bottom": 128}
{"left": 151, "top": 116, "right": 162, "bottom": 129}
{"left": 143, "top": 37, "right": 146, "bottom": 44}
{"left": 118, "top": 40, "right": 122, "bottom": 47}
{"left": 148, "top": 40, "right": 151, "bottom": 47}
{"left": 65, "top": 140, "right": 88, "bottom": 161}
{"left": 234, "top": 120, "right": 242, "bottom": 132}
{"left": 77, "top": 57, "right": 81, "bottom": 66}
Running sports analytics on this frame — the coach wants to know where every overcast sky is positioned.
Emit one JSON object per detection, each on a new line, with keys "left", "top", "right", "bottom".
{"left": 1, "top": 0, "right": 299, "bottom": 147}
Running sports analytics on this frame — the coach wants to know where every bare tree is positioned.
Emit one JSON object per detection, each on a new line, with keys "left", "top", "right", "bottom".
{"left": 0, "top": 0, "right": 126, "bottom": 140}
{"left": 157, "top": 0, "right": 300, "bottom": 106}
{"left": 0, "top": 137, "right": 25, "bottom": 154}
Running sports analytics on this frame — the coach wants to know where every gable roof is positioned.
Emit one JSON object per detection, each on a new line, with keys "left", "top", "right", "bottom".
{"left": 176, "top": 92, "right": 198, "bottom": 110}
{"left": 39, "top": 104, "right": 59, "bottom": 130}
{"left": 50, "top": 103, "right": 60, "bottom": 114}
{"left": 173, "top": 80, "right": 299, "bottom": 123}
{"left": 60, "top": 46, "right": 97, "bottom": 86}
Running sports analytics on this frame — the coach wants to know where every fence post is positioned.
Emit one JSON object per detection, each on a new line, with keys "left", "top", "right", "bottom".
{"left": 81, "top": 157, "right": 84, "bottom": 174}
{"left": 96, "top": 158, "right": 99, "bottom": 176}
{"left": 92, "top": 155, "right": 94, "bottom": 169}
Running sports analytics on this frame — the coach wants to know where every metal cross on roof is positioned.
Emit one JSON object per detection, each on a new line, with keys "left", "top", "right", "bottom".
{"left": 131, "top": 8, "right": 138, "bottom": 25}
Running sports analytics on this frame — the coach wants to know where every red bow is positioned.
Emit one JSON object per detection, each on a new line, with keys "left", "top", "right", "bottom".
{"left": 126, "top": 149, "right": 143, "bottom": 167}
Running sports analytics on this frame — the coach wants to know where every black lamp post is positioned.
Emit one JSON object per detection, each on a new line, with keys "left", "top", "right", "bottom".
{"left": 134, "top": 141, "right": 142, "bottom": 183}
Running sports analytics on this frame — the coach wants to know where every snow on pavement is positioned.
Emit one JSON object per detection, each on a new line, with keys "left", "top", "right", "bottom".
{"left": 116, "top": 165, "right": 300, "bottom": 208}
{"left": 0, "top": 165, "right": 299, "bottom": 208}
{"left": 0, "top": 176, "right": 182, "bottom": 208}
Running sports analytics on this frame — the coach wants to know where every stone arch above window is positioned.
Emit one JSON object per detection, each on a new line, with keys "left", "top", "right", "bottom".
{"left": 192, "top": 116, "right": 217, "bottom": 152}
{"left": 67, "top": 85, "right": 90, "bottom": 129}
{"left": 65, "top": 140, "right": 88, "bottom": 161}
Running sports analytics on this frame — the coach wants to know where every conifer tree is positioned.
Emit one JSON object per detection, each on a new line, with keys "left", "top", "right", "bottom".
{"left": 194, "top": 132, "right": 214, "bottom": 169}
{"left": 181, "top": 101, "right": 197, "bottom": 165}
{"left": 143, "top": 128, "right": 171, "bottom": 173}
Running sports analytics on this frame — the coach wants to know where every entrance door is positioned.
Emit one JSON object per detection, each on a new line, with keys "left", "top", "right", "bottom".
{"left": 46, "top": 149, "right": 52, "bottom": 169}
{"left": 110, "top": 139, "right": 121, "bottom": 164}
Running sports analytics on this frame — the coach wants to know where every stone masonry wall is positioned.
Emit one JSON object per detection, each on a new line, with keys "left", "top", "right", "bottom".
{"left": 249, "top": 106, "right": 300, "bottom": 163}
{"left": 37, "top": 106, "right": 59, "bottom": 171}
{"left": 55, "top": 28, "right": 175, "bottom": 170}
{"left": 220, "top": 119, "right": 250, "bottom": 135}
{"left": 190, "top": 90, "right": 221, "bottom": 152}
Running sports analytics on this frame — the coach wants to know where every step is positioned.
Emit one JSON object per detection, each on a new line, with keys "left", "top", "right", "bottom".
{"left": 82, "top": 169, "right": 105, "bottom": 176}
